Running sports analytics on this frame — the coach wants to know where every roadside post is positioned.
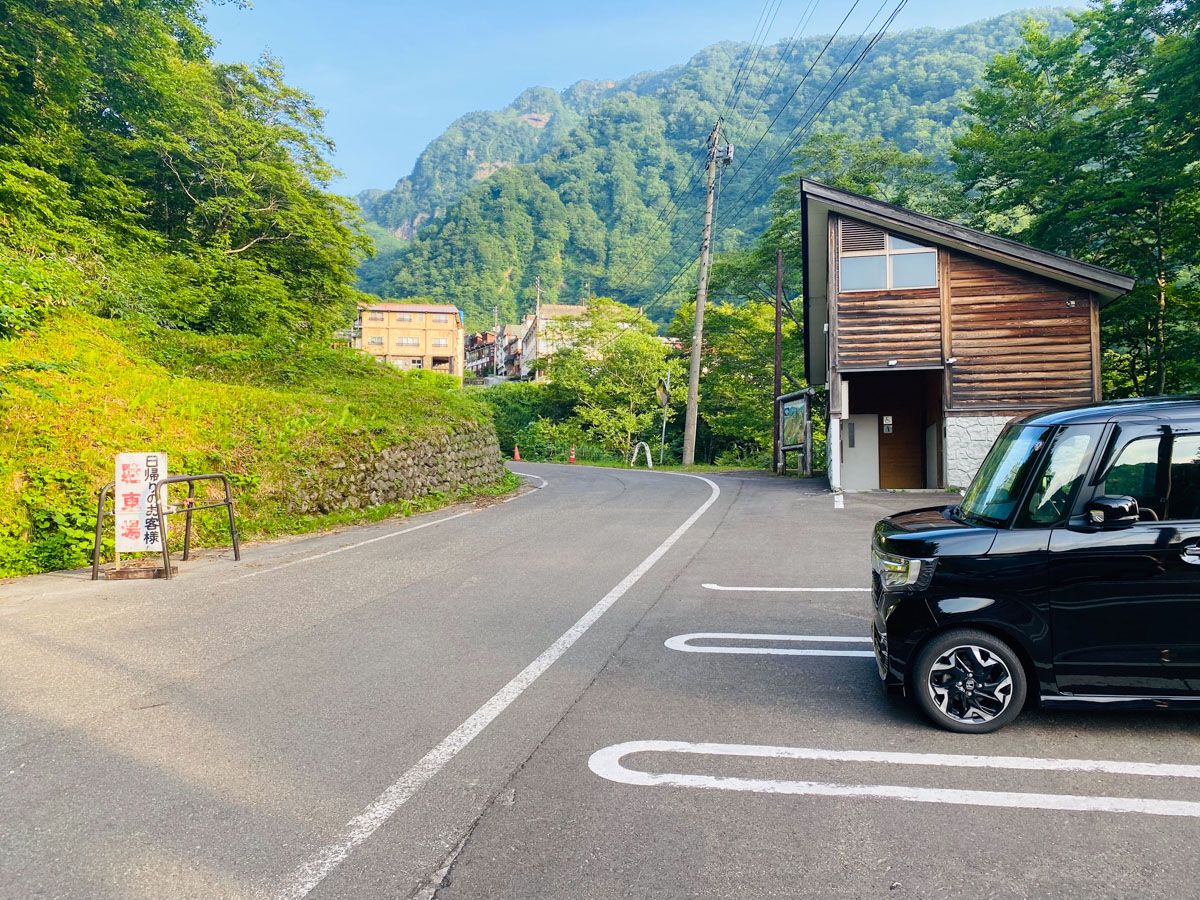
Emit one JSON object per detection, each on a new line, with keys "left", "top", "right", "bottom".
{"left": 656, "top": 374, "right": 671, "bottom": 465}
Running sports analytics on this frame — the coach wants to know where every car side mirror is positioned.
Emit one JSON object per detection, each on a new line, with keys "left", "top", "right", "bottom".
{"left": 1084, "top": 495, "right": 1140, "bottom": 528}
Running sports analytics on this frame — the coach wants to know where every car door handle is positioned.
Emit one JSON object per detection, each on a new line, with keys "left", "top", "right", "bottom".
{"left": 1182, "top": 545, "right": 1200, "bottom": 565}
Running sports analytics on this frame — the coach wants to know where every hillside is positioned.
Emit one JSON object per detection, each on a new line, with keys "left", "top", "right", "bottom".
{"left": 358, "top": 9, "right": 1075, "bottom": 330}
{"left": 0, "top": 313, "right": 509, "bottom": 577}
{"left": 0, "top": 3, "right": 511, "bottom": 578}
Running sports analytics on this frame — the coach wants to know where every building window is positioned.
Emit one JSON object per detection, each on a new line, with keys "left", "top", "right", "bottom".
{"left": 839, "top": 220, "right": 937, "bottom": 292}
{"left": 368, "top": 311, "right": 384, "bottom": 322}
{"left": 432, "top": 313, "right": 449, "bottom": 324}
{"left": 432, "top": 338, "right": 448, "bottom": 348}
{"left": 367, "top": 336, "right": 383, "bottom": 346}
{"left": 397, "top": 336, "right": 419, "bottom": 346}
{"left": 396, "top": 312, "right": 413, "bottom": 322}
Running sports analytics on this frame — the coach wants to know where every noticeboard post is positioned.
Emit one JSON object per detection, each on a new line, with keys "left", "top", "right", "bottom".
{"left": 775, "top": 389, "right": 813, "bottom": 477}
{"left": 113, "top": 452, "right": 167, "bottom": 553}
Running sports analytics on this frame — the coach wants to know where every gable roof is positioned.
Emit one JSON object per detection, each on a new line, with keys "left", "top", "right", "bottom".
{"left": 800, "top": 179, "right": 1135, "bottom": 384}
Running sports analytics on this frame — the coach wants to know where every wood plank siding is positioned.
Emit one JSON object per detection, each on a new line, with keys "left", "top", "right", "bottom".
{"left": 835, "top": 288, "right": 943, "bottom": 369}
{"left": 948, "top": 252, "right": 1095, "bottom": 409}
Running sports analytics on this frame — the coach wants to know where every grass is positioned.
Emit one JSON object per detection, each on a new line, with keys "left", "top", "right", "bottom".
{"left": 0, "top": 311, "right": 509, "bottom": 577}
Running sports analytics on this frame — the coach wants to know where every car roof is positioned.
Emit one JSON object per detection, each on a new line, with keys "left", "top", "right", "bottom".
{"left": 1013, "top": 396, "right": 1200, "bottom": 427}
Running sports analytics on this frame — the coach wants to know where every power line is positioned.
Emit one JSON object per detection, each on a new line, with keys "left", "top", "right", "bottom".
{"left": 714, "top": 0, "right": 907, "bottom": 231}
{"left": 608, "top": 0, "right": 861, "bottom": 304}
{"left": 632, "top": 0, "right": 909, "bottom": 325}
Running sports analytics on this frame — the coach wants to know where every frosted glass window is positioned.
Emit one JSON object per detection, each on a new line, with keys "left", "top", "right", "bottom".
{"left": 891, "top": 251, "right": 938, "bottom": 288}
{"left": 840, "top": 255, "right": 887, "bottom": 291}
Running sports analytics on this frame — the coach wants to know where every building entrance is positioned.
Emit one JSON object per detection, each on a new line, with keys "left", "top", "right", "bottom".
{"left": 846, "top": 370, "right": 942, "bottom": 490}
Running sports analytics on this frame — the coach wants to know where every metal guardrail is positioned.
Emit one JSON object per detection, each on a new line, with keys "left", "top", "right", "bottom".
{"left": 92, "top": 473, "right": 240, "bottom": 581}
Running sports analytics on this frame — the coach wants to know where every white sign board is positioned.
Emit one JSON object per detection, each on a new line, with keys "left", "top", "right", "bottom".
{"left": 113, "top": 453, "right": 167, "bottom": 552}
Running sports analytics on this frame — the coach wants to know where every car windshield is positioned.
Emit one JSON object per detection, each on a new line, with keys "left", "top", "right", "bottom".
{"left": 959, "top": 425, "right": 1050, "bottom": 525}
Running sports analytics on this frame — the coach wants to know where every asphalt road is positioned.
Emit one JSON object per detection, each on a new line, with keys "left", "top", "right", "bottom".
{"left": 3, "top": 463, "right": 1199, "bottom": 899}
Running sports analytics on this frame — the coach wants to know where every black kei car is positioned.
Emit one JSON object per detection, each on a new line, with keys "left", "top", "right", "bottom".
{"left": 872, "top": 397, "right": 1200, "bottom": 733}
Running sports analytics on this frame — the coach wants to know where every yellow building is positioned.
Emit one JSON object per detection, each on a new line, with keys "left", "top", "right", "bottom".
{"left": 358, "top": 302, "right": 465, "bottom": 378}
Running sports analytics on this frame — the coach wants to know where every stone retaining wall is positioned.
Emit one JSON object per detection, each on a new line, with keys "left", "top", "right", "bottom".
{"left": 301, "top": 420, "right": 506, "bottom": 514}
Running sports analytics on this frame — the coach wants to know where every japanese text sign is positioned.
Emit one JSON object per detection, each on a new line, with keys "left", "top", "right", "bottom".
{"left": 114, "top": 453, "right": 167, "bottom": 552}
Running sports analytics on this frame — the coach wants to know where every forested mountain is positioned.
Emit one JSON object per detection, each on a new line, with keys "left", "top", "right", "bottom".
{"left": 359, "top": 9, "right": 1075, "bottom": 330}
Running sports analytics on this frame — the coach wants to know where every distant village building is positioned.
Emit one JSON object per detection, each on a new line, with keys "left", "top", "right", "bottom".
{"left": 496, "top": 324, "right": 522, "bottom": 377}
{"left": 799, "top": 181, "right": 1133, "bottom": 491}
{"left": 357, "top": 301, "right": 465, "bottom": 378}
{"left": 464, "top": 331, "right": 496, "bottom": 378}
{"left": 520, "top": 303, "right": 587, "bottom": 381}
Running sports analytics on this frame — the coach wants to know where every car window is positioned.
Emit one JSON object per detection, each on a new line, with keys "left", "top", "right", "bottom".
{"left": 960, "top": 425, "right": 1049, "bottom": 525}
{"left": 1021, "top": 427, "right": 1100, "bottom": 526}
{"left": 1101, "top": 432, "right": 1200, "bottom": 521}
{"left": 1167, "top": 434, "right": 1200, "bottom": 521}
{"left": 1102, "top": 436, "right": 1162, "bottom": 517}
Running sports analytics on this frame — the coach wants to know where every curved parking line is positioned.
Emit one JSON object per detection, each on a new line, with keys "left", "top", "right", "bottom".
{"left": 588, "top": 741, "right": 1200, "bottom": 818}
{"left": 665, "top": 633, "right": 874, "bottom": 657}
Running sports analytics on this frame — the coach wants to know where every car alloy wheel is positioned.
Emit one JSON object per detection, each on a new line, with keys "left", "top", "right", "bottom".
{"left": 928, "top": 645, "right": 1012, "bottom": 724}
{"left": 912, "top": 629, "right": 1027, "bottom": 733}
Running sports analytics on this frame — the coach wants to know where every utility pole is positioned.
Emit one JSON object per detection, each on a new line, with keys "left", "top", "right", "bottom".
{"left": 773, "top": 248, "right": 783, "bottom": 474}
{"left": 493, "top": 304, "right": 499, "bottom": 377}
{"left": 533, "top": 275, "right": 541, "bottom": 376}
{"left": 682, "top": 121, "right": 731, "bottom": 467}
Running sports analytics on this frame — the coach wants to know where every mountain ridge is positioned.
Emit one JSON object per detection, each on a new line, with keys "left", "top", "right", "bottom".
{"left": 359, "top": 9, "right": 1076, "bottom": 330}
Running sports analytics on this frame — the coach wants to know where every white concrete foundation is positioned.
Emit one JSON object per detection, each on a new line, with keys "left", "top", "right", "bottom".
{"left": 945, "top": 415, "right": 1013, "bottom": 489}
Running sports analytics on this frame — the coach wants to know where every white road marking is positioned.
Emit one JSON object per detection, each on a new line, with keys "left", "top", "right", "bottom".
{"left": 510, "top": 470, "right": 549, "bottom": 488}
{"left": 588, "top": 741, "right": 1200, "bottom": 818}
{"left": 239, "top": 511, "right": 474, "bottom": 579}
{"left": 272, "top": 474, "right": 721, "bottom": 900}
{"left": 702, "top": 583, "right": 871, "bottom": 592}
{"left": 665, "top": 633, "right": 874, "bottom": 657}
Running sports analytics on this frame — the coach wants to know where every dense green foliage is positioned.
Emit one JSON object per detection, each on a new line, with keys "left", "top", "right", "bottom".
{"left": 953, "top": 1, "right": 1200, "bottom": 396}
{"left": 0, "top": 310, "right": 505, "bottom": 577}
{"left": 0, "top": 0, "right": 370, "bottom": 340}
{"left": 360, "top": 10, "right": 1073, "bottom": 330}
{"left": 479, "top": 299, "right": 680, "bottom": 459}
{"left": 0, "top": 2, "right": 510, "bottom": 576}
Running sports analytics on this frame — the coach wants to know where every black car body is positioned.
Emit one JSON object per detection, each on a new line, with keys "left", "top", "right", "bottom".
{"left": 872, "top": 396, "right": 1200, "bottom": 732}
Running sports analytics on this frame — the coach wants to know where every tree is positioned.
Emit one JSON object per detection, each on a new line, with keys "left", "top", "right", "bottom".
{"left": 953, "top": 4, "right": 1200, "bottom": 396}
{"left": 668, "top": 299, "right": 802, "bottom": 460}
{"left": 543, "top": 298, "right": 682, "bottom": 455}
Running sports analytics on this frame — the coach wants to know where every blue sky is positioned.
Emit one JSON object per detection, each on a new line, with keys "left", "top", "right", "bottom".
{"left": 202, "top": 1, "right": 1045, "bottom": 195}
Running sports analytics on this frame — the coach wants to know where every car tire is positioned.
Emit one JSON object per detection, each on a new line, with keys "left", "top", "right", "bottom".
{"left": 911, "top": 629, "right": 1027, "bottom": 733}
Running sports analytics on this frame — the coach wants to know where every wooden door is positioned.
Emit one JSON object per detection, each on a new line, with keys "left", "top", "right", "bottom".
{"left": 878, "top": 410, "right": 924, "bottom": 489}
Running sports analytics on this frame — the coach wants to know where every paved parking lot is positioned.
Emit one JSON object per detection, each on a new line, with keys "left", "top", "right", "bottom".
{"left": 3, "top": 464, "right": 1199, "bottom": 899}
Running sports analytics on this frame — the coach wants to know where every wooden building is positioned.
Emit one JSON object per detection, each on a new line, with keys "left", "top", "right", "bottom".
{"left": 800, "top": 181, "right": 1134, "bottom": 491}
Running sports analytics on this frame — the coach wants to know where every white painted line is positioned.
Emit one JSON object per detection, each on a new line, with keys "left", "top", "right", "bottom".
{"left": 665, "top": 633, "right": 874, "bottom": 657}
{"left": 589, "top": 741, "right": 1200, "bottom": 818}
{"left": 702, "top": 583, "right": 870, "bottom": 593}
{"left": 510, "top": 470, "right": 548, "bottom": 488}
{"left": 272, "top": 474, "right": 720, "bottom": 900}
{"left": 239, "top": 511, "right": 474, "bottom": 579}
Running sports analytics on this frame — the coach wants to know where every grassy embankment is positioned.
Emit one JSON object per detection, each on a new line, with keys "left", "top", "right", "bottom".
{"left": 0, "top": 312, "right": 515, "bottom": 578}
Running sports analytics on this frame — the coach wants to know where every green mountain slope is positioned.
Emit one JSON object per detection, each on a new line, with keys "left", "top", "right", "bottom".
{"left": 361, "top": 9, "right": 1075, "bottom": 330}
